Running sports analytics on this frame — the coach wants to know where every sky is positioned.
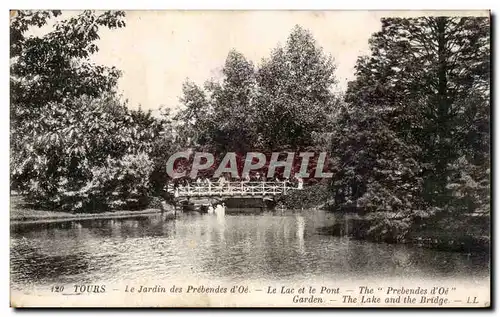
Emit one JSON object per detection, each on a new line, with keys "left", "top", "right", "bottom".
{"left": 90, "top": 10, "right": 385, "bottom": 113}
{"left": 36, "top": 10, "right": 489, "bottom": 114}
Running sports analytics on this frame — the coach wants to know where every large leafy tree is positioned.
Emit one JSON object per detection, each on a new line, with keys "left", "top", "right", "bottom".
{"left": 345, "top": 17, "right": 490, "bottom": 207}
{"left": 334, "top": 16, "right": 490, "bottom": 240}
{"left": 175, "top": 80, "right": 212, "bottom": 148}
{"left": 9, "top": 11, "right": 174, "bottom": 211}
{"left": 256, "top": 25, "right": 338, "bottom": 150}
{"left": 11, "top": 10, "right": 127, "bottom": 192}
{"left": 175, "top": 50, "right": 258, "bottom": 153}
{"left": 207, "top": 50, "right": 259, "bottom": 153}
{"left": 10, "top": 10, "right": 125, "bottom": 110}
{"left": 330, "top": 106, "right": 427, "bottom": 241}
{"left": 15, "top": 96, "right": 165, "bottom": 211}
{"left": 176, "top": 25, "right": 340, "bottom": 156}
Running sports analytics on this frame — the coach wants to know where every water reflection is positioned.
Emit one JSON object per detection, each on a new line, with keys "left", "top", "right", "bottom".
{"left": 10, "top": 211, "right": 489, "bottom": 290}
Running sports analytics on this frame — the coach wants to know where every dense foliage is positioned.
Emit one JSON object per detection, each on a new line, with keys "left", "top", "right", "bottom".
{"left": 175, "top": 26, "right": 340, "bottom": 154}
{"left": 276, "top": 182, "right": 331, "bottom": 210}
{"left": 333, "top": 17, "right": 490, "bottom": 242}
{"left": 10, "top": 11, "right": 177, "bottom": 212}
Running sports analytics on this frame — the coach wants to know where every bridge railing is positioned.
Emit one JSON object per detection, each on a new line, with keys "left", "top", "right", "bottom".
{"left": 167, "top": 181, "right": 301, "bottom": 197}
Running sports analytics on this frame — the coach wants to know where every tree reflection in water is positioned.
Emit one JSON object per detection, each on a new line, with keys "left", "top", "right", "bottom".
{"left": 10, "top": 211, "right": 489, "bottom": 290}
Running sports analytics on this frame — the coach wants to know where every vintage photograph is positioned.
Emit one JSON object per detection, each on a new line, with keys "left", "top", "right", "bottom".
{"left": 10, "top": 10, "right": 490, "bottom": 307}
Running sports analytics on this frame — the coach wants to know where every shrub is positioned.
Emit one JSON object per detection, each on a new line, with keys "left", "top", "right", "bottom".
{"left": 276, "top": 182, "right": 330, "bottom": 209}
{"left": 12, "top": 96, "right": 168, "bottom": 212}
{"left": 76, "top": 153, "right": 155, "bottom": 212}
{"left": 26, "top": 153, "right": 154, "bottom": 213}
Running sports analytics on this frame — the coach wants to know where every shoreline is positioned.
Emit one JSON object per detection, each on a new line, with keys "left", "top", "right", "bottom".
{"left": 322, "top": 213, "right": 490, "bottom": 254}
{"left": 9, "top": 195, "right": 178, "bottom": 225}
{"left": 10, "top": 208, "right": 166, "bottom": 225}
{"left": 9, "top": 196, "right": 489, "bottom": 254}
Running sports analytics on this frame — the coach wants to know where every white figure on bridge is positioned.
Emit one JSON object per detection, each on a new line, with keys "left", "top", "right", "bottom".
{"left": 218, "top": 175, "right": 226, "bottom": 189}
{"left": 242, "top": 173, "right": 250, "bottom": 183}
{"left": 296, "top": 176, "right": 304, "bottom": 190}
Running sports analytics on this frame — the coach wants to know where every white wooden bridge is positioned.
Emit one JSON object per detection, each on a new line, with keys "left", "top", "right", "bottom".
{"left": 167, "top": 181, "right": 302, "bottom": 199}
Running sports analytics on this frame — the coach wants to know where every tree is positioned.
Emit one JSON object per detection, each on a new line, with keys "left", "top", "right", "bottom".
{"left": 11, "top": 95, "right": 170, "bottom": 211}
{"left": 345, "top": 17, "right": 490, "bottom": 208}
{"left": 208, "top": 50, "right": 259, "bottom": 153}
{"left": 10, "top": 10, "right": 125, "bottom": 109}
{"left": 8, "top": 11, "right": 175, "bottom": 212}
{"left": 176, "top": 50, "right": 259, "bottom": 154}
{"left": 175, "top": 26, "right": 341, "bottom": 156}
{"left": 256, "top": 25, "right": 339, "bottom": 150}
{"left": 10, "top": 10, "right": 128, "bottom": 193}
{"left": 174, "top": 80, "right": 212, "bottom": 148}
{"left": 330, "top": 106, "right": 426, "bottom": 241}
{"left": 334, "top": 16, "right": 490, "bottom": 242}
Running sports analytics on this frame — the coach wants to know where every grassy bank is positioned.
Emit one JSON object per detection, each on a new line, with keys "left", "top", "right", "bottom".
{"left": 10, "top": 195, "right": 171, "bottom": 223}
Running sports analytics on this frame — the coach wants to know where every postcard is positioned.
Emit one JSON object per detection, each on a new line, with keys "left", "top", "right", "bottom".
{"left": 10, "top": 10, "right": 491, "bottom": 308}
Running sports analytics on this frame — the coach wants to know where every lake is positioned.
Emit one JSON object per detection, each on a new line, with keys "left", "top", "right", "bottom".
{"left": 10, "top": 210, "right": 490, "bottom": 306}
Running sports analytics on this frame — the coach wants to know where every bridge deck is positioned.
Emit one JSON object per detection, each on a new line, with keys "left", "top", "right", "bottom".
{"left": 167, "top": 181, "right": 302, "bottom": 198}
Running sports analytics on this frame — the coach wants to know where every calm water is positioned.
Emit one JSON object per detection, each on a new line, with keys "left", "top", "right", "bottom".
{"left": 10, "top": 211, "right": 489, "bottom": 291}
